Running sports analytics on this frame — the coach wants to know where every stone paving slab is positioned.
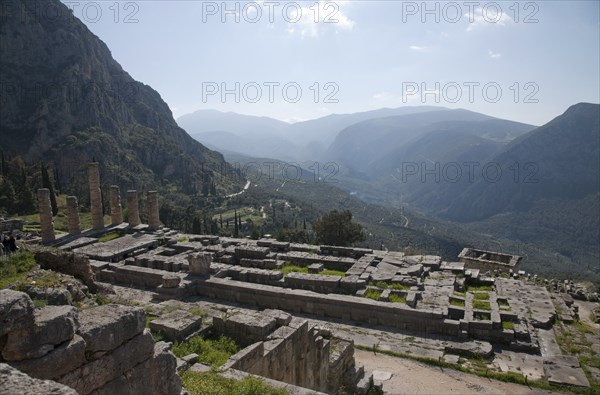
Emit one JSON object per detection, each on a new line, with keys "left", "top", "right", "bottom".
{"left": 543, "top": 355, "right": 590, "bottom": 387}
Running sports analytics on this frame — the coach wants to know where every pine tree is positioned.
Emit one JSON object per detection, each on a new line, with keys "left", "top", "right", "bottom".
{"left": 192, "top": 217, "right": 201, "bottom": 234}
{"left": 233, "top": 210, "right": 239, "bottom": 237}
{"left": 219, "top": 214, "right": 223, "bottom": 228}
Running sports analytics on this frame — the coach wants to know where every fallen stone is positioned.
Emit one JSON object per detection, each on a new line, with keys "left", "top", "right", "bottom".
{"left": 0, "top": 363, "right": 78, "bottom": 395}
{"left": 78, "top": 304, "right": 145, "bottom": 356}
{"left": 0, "top": 289, "right": 35, "bottom": 337}
{"left": 3, "top": 305, "right": 79, "bottom": 361}
{"left": 182, "top": 353, "right": 199, "bottom": 364}
{"left": 189, "top": 362, "right": 211, "bottom": 373}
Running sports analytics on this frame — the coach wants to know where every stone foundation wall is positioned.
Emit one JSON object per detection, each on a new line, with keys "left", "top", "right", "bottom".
{"left": 219, "top": 312, "right": 357, "bottom": 394}
{"left": 0, "top": 290, "right": 182, "bottom": 395}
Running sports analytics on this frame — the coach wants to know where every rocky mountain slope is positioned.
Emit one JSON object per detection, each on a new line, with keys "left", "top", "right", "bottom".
{"left": 0, "top": 0, "right": 240, "bottom": 195}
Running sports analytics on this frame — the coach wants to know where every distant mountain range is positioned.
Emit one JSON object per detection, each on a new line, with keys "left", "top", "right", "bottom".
{"left": 0, "top": 0, "right": 240, "bottom": 195}
{"left": 177, "top": 106, "right": 445, "bottom": 161}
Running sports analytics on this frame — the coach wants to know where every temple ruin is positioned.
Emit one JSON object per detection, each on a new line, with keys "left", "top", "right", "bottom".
{"left": 8, "top": 162, "right": 597, "bottom": 393}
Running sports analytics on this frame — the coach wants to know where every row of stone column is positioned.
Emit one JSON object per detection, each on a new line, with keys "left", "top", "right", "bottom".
{"left": 37, "top": 163, "right": 161, "bottom": 243}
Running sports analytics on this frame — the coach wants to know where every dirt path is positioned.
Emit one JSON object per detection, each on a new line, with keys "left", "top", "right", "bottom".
{"left": 355, "top": 350, "right": 557, "bottom": 395}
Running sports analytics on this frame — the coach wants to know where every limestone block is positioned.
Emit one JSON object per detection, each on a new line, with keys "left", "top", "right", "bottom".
{"left": 9, "top": 335, "right": 86, "bottom": 380}
{"left": 77, "top": 304, "right": 145, "bottom": 356}
{"left": 0, "top": 363, "right": 78, "bottom": 395}
{"left": 58, "top": 330, "right": 154, "bottom": 395}
{"left": 162, "top": 274, "right": 181, "bottom": 288}
{"left": 187, "top": 252, "right": 211, "bottom": 275}
{"left": 0, "top": 289, "right": 35, "bottom": 337}
{"left": 149, "top": 310, "right": 202, "bottom": 341}
{"left": 3, "top": 305, "right": 79, "bottom": 361}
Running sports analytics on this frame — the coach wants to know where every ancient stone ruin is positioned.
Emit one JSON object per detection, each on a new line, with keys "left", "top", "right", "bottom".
{"left": 4, "top": 162, "right": 598, "bottom": 393}
{"left": 36, "top": 188, "right": 55, "bottom": 243}
{"left": 0, "top": 289, "right": 181, "bottom": 395}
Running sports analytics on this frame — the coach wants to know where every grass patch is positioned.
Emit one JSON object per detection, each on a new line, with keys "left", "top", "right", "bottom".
{"left": 372, "top": 281, "right": 389, "bottom": 289}
{"left": 181, "top": 371, "right": 287, "bottom": 395}
{"left": 388, "top": 294, "right": 406, "bottom": 303}
{"left": 466, "top": 284, "right": 493, "bottom": 292}
{"left": 98, "top": 232, "right": 121, "bottom": 243}
{"left": 189, "top": 307, "right": 208, "bottom": 317}
{"left": 472, "top": 292, "right": 490, "bottom": 300}
{"left": 95, "top": 294, "right": 111, "bottom": 305}
{"left": 0, "top": 251, "right": 37, "bottom": 289}
{"left": 390, "top": 283, "right": 410, "bottom": 290}
{"left": 364, "top": 288, "right": 382, "bottom": 301}
{"left": 502, "top": 321, "right": 515, "bottom": 330}
{"left": 172, "top": 335, "right": 239, "bottom": 368}
{"left": 450, "top": 299, "right": 466, "bottom": 307}
{"left": 571, "top": 320, "right": 597, "bottom": 335}
{"left": 32, "top": 298, "right": 48, "bottom": 308}
{"left": 178, "top": 236, "right": 189, "bottom": 242}
{"left": 472, "top": 300, "right": 491, "bottom": 311}
{"left": 320, "top": 269, "right": 345, "bottom": 276}
{"left": 278, "top": 262, "right": 308, "bottom": 276}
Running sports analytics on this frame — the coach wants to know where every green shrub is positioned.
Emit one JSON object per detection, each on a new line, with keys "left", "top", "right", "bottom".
{"left": 172, "top": 335, "right": 239, "bottom": 368}
{"left": 472, "top": 300, "right": 491, "bottom": 311}
{"left": 388, "top": 294, "right": 406, "bottom": 303}
{"left": 473, "top": 292, "right": 490, "bottom": 300}
{"left": 181, "top": 371, "right": 287, "bottom": 395}
{"left": 502, "top": 321, "right": 514, "bottom": 330}
{"left": 450, "top": 299, "right": 466, "bottom": 307}
{"left": 364, "top": 288, "right": 381, "bottom": 301}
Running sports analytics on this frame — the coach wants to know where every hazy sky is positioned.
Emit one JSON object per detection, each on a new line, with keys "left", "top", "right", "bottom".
{"left": 63, "top": 0, "right": 599, "bottom": 125}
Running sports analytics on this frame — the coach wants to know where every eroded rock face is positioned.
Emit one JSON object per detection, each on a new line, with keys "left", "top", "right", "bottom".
{"left": 2, "top": 305, "right": 79, "bottom": 361}
{"left": 77, "top": 304, "right": 146, "bottom": 356}
{"left": 0, "top": 363, "right": 78, "bottom": 395}
{"left": 0, "top": 289, "right": 35, "bottom": 337}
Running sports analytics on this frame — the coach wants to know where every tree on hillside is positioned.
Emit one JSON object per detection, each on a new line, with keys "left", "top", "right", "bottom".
{"left": 313, "top": 210, "right": 365, "bottom": 247}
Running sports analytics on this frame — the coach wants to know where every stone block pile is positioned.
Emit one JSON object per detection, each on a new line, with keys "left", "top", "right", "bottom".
{"left": 0, "top": 289, "right": 182, "bottom": 395}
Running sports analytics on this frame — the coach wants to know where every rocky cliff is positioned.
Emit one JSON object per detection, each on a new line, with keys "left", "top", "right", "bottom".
{"left": 0, "top": 0, "right": 240, "bottom": 194}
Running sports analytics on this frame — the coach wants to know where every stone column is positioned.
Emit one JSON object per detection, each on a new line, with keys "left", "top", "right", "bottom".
{"left": 110, "top": 185, "right": 123, "bottom": 226}
{"left": 66, "top": 196, "right": 81, "bottom": 235}
{"left": 88, "top": 162, "right": 104, "bottom": 230}
{"left": 147, "top": 191, "right": 160, "bottom": 229}
{"left": 126, "top": 190, "right": 141, "bottom": 227}
{"left": 37, "top": 189, "right": 55, "bottom": 242}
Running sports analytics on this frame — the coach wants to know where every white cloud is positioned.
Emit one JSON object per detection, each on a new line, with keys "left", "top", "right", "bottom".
{"left": 286, "top": 1, "right": 355, "bottom": 38}
{"left": 489, "top": 50, "right": 501, "bottom": 59}
{"left": 466, "top": 7, "right": 513, "bottom": 32}
{"left": 409, "top": 45, "right": 428, "bottom": 51}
